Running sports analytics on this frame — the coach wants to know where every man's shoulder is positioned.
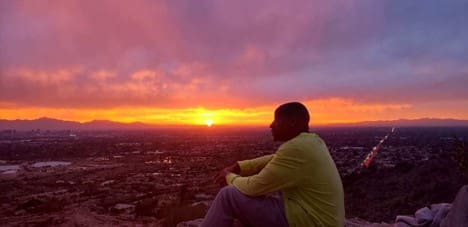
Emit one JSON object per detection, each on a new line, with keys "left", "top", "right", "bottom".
{"left": 279, "top": 132, "right": 324, "bottom": 152}
{"left": 277, "top": 133, "right": 328, "bottom": 157}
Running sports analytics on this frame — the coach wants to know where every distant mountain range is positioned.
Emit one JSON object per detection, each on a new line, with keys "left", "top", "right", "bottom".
{"left": 1, "top": 117, "right": 468, "bottom": 130}
{"left": 325, "top": 118, "right": 468, "bottom": 127}
{"left": 0, "top": 117, "right": 153, "bottom": 131}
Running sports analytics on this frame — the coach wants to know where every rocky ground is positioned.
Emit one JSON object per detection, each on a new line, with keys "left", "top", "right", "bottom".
{"left": 343, "top": 154, "right": 467, "bottom": 223}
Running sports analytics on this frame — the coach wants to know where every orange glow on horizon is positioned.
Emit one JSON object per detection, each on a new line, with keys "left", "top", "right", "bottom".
{"left": 0, "top": 105, "right": 271, "bottom": 126}
{"left": 1, "top": 98, "right": 467, "bottom": 126}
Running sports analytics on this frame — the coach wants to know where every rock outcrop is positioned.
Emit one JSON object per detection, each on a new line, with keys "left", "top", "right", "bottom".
{"left": 441, "top": 185, "right": 468, "bottom": 227}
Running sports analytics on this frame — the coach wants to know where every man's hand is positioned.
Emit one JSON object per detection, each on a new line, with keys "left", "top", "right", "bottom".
{"left": 214, "top": 163, "right": 240, "bottom": 186}
{"left": 214, "top": 168, "right": 231, "bottom": 186}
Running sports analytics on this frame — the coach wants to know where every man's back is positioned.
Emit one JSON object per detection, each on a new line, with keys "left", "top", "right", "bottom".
{"left": 281, "top": 132, "right": 344, "bottom": 226}
{"left": 230, "top": 132, "right": 345, "bottom": 226}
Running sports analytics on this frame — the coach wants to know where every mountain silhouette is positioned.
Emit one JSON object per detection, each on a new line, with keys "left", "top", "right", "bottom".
{"left": 1, "top": 117, "right": 468, "bottom": 130}
{"left": 0, "top": 117, "right": 153, "bottom": 130}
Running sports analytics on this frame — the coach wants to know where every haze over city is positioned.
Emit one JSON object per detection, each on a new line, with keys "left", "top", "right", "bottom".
{"left": 1, "top": 0, "right": 467, "bottom": 126}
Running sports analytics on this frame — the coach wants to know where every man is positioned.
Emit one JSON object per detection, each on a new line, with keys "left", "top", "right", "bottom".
{"left": 202, "top": 102, "right": 344, "bottom": 227}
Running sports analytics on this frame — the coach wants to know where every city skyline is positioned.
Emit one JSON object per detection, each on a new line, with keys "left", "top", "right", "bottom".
{"left": 1, "top": 0, "right": 467, "bottom": 126}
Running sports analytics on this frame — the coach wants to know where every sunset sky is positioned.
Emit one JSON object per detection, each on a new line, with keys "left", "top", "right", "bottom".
{"left": 1, "top": 0, "right": 467, "bottom": 126}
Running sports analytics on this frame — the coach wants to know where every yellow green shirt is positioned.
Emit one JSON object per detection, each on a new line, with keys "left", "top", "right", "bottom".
{"left": 226, "top": 132, "right": 344, "bottom": 227}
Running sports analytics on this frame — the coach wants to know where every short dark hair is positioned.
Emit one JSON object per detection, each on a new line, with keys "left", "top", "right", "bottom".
{"left": 275, "top": 102, "right": 310, "bottom": 126}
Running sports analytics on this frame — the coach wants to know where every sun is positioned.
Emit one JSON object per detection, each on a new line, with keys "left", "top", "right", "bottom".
{"left": 205, "top": 119, "right": 213, "bottom": 127}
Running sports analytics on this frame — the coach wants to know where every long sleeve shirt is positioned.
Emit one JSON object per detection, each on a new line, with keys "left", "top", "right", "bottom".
{"left": 226, "top": 132, "right": 345, "bottom": 227}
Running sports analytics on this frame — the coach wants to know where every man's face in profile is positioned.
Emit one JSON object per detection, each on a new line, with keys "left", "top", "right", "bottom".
{"left": 270, "top": 111, "right": 290, "bottom": 142}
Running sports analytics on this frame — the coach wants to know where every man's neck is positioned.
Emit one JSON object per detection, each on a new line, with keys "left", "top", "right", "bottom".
{"left": 282, "top": 130, "right": 307, "bottom": 142}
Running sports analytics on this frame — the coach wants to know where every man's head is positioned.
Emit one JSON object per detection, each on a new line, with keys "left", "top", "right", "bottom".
{"left": 270, "top": 102, "right": 310, "bottom": 141}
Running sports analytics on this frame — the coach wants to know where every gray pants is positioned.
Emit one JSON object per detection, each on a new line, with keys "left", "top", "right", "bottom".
{"left": 201, "top": 186, "right": 289, "bottom": 227}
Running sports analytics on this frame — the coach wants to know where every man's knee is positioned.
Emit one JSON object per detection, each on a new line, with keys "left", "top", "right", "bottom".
{"left": 219, "top": 185, "right": 239, "bottom": 196}
{"left": 217, "top": 185, "right": 244, "bottom": 202}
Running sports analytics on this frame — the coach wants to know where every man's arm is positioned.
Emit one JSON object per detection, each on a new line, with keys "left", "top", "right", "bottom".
{"left": 214, "top": 154, "right": 273, "bottom": 185}
{"left": 237, "top": 154, "right": 274, "bottom": 176}
{"left": 226, "top": 148, "right": 303, "bottom": 196}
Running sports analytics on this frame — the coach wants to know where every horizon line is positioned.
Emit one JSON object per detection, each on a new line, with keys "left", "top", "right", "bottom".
{"left": 2, "top": 116, "right": 468, "bottom": 128}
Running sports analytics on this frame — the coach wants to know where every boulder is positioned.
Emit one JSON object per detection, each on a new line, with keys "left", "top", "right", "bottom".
{"left": 441, "top": 185, "right": 468, "bottom": 227}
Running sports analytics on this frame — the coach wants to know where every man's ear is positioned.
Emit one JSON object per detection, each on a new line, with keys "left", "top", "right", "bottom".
{"left": 290, "top": 119, "right": 297, "bottom": 126}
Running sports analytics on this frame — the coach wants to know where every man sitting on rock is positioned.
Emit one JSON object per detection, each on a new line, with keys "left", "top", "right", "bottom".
{"left": 201, "top": 102, "right": 345, "bottom": 227}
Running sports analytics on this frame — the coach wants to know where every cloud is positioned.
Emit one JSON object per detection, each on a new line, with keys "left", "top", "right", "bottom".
{"left": 0, "top": 66, "right": 236, "bottom": 108}
{"left": 0, "top": 0, "right": 467, "bottom": 113}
